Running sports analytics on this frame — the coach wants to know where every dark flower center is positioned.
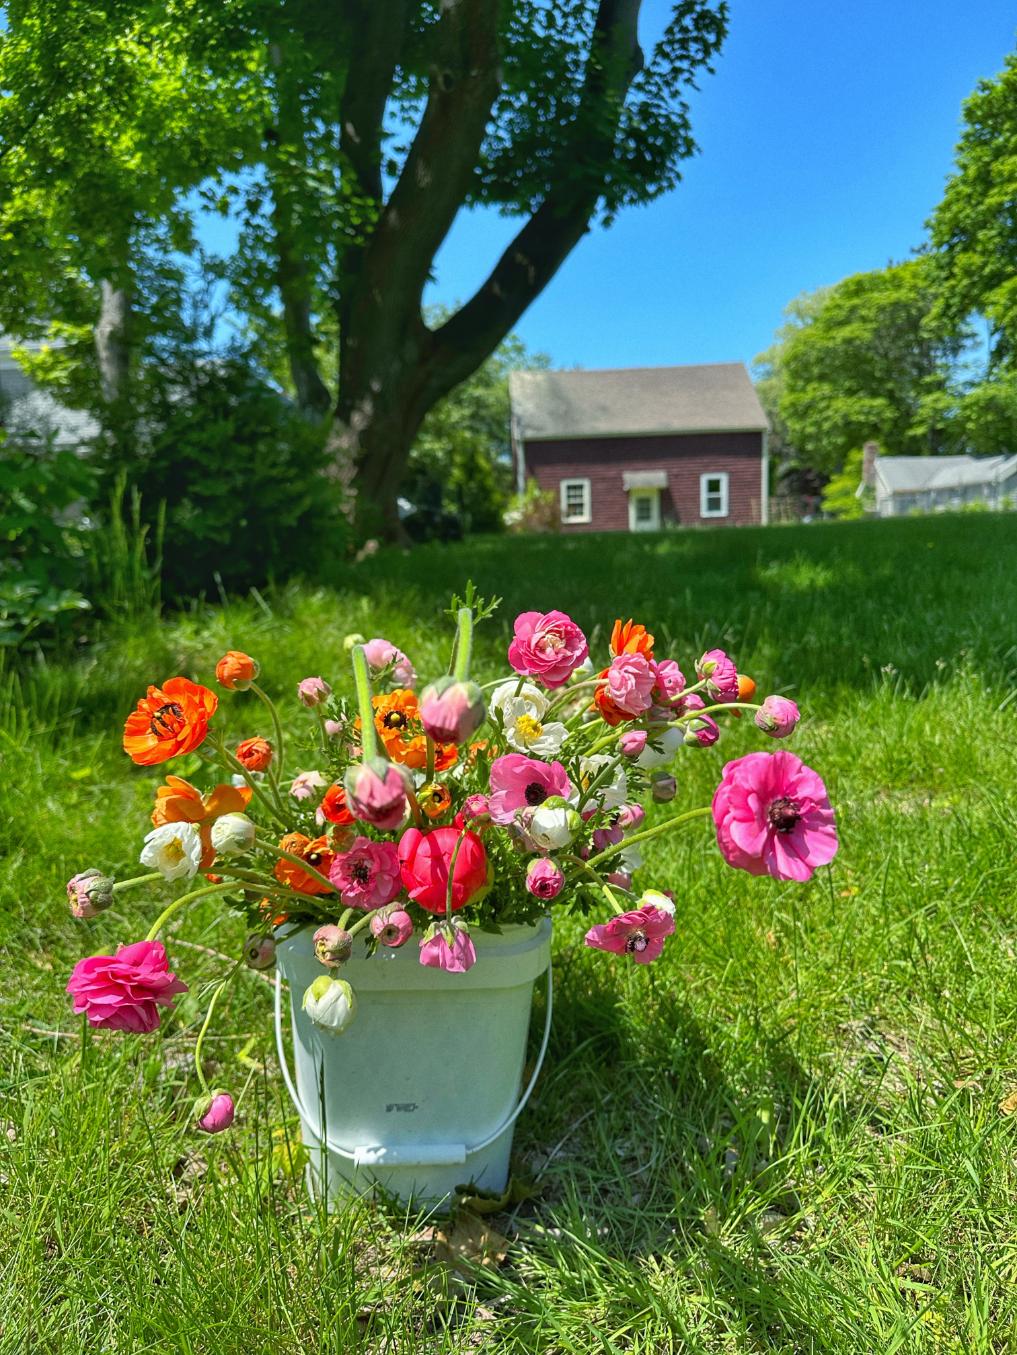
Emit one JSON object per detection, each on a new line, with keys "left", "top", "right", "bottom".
{"left": 150, "top": 701, "right": 184, "bottom": 737}
{"left": 350, "top": 861, "right": 372, "bottom": 884}
{"left": 767, "top": 796, "right": 801, "bottom": 833}
{"left": 382, "top": 711, "right": 408, "bottom": 730}
{"left": 524, "top": 781, "right": 548, "bottom": 806}
{"left": 625, "top": 931, "right": 648, "bottom": 953}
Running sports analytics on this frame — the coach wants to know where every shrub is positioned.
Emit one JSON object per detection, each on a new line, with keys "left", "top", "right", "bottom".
{"left": 506, "top": 478, "right": 560, "bottom": 534}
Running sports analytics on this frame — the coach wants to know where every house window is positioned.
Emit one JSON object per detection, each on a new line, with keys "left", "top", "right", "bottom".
{"left": 700, "top": 472, "right": 729, "bottom": 518}
{"left": 560, "top": 478, "right": 592, "bottom": 524}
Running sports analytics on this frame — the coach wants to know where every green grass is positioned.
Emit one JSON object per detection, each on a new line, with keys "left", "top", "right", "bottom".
{"left": 2, "top": 513, "right": 1017, "bottom": 1352}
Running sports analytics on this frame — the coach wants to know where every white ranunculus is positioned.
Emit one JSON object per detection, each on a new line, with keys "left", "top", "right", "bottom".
{"left": 209, "top": 812, "right": 256, "bottom": 856}
{"left": 640, "top": 888, "right": 676, "bottom": 916}
{"left": 302, "top": 976, "right": 357, "bottom": 1035}
{"left": 489, "top": 680, "right": 548, "bottom": 727}
{"left": 579, "top": 754, "right": 628, "bottom": 810}
{"left": 500, "top": 698, "right": 568, "bottom": 757}
{"left": 140, "top": 821, "right": 203, "bottom": 881}
{"left": 528, "top": 802, "right": 581, "bottom": 851}
{"left": 619, "top": 843, "right": 644, "bottom": 873}
{"left": 636, "top": 726, "right": 683, "bottom": 769}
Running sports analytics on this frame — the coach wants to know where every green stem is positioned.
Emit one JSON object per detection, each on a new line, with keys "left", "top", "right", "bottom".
{"left": 347, "top": 908, "right": 381, "bottom": 940}
{"left": 250, "top": 682, "right": 286, "bottom": 774}
{"left": 255, "top": 836, "right": 336, "bottom": 894}
{"left": 585, "top": 806, "right": 713, "bottom": 871}
{"left": 444, "top": 828, "right": 471, "bottom": 922}
{"left": 193, "top": 969, "right": 238, "bottom": 1094}
{"left": 225, "top": 868, "right": 330, "bottom": 905}
{"left": 563, "top": 852, "right": 624, "bottom": 913}
{"left": 145, "top": 882, "right": 238, "bottom": 943}
{"left": 578, "top": 753, "right": 624, "bottom": 812}
{"left": 452, "top": 607, "right": 474, "bottom": 682}
{"left": 350, "top": 646, "right": 379, "bottom": 762}
{"left": 545, "top": 676, "right": 604, "bottom": 716}
{"left": 675, "top": 700, "right": 761, "bottom": 723}
{"left": 112, "top": 872, "right": 162, "bottom": 893}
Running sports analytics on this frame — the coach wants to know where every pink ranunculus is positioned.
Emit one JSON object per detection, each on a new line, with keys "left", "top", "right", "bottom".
{"left": 324, "top": 718, "right": 344, "bottom": 739}
{"left": 290, "top": 769, "right": 327, "bottom": 801}
{"left": 329, "top": 836, "right": 403, "bottom": 909}
{"left": 344, "top": 760, "right": 410, "bottom": 831}
{"left": 507, "top": 610, "right": 589, "bottom": 689}
{"left": 712, "top": 750, "right": 838, "bottom": 882}
{"left": 525, "top": 856, "right": 565, "bottom": 900}
{"left": 615, "top": 803, "right": 645, "bottom": 831}
{"left": 66, "top": 869, "right": 115, "bottom": 920}
{"left": 584, "top": 905, "right": 675, "bottom": 964}
{"left": 654, "top": 659, "right": 687, "bottom": 706}
{"left": 370, "top": 906, "right": 414, "bottom": 947}
{"left": 297, "top": 676, "right": 331, "bottom": 708}
{"left": 681, "top": 693, "right": 719, "bottom": 747}
{"left": 603, "top": 653, "right": 656, "bottom": 717}
{"left": 754, "top": 695, "right": 801, "bottom": 739}
{"left": 66, "top": 940, "right": 188, "bottom": 1033}
{"left": 696, "top": 648, "right": 739, "bottom": 701}
{"left": 419, "top": 920, "right": 477, "bottom": 973}
{"left": 593, "top": 822, "right": 624, "bottom": 853}
{"left": 419, "top": 679, "right": 486, "bottom": 745}
{"left": 363, "top": 638, "right": 417, "bottom": 688}
{"left": 398, "top": 826, "right": 490, "bottom": 913}
{"left": 488, "top": 754, "right": 573, "bottom": 825}
{"left": 454, "top": 793, "right": 490, "bottom": 830}
{"left": 197, "top": 1092, "right": 235, "bottom": 1134}
{"left": 619, "top": 729, "right": 648, "bottom": 759}
{"left": 606, "top": 871, "right": 633, "bottom": 891}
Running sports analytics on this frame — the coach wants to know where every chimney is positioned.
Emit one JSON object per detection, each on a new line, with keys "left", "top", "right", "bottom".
{"left": 861, "top": 440, "right": 879, "bottom": 488}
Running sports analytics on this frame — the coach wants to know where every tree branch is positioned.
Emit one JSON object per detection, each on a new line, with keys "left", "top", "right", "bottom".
{"left": 337, "top": 0, "right": 411, "bottom": 206}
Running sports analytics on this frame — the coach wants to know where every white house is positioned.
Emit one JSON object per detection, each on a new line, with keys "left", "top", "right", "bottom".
{"left": 0, "top": 335, "right": 99, "bottom": 448}
{"left": 862, "top": 444, "right": 1017, "bottom": 517}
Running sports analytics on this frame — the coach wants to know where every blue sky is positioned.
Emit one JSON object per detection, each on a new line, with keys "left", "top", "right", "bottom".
{"left": 422, "top": 0, "right": 1015, "bottom": 371}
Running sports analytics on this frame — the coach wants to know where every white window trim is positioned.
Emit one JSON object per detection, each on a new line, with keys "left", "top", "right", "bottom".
{"left": 560, "top": 477, "right": 592, "bottom": 524}
{"left": 700, "top": 471, "right": 729, "bottom": 519}
{"left": 628, "top": 487, "right": 661, "bottom": 531}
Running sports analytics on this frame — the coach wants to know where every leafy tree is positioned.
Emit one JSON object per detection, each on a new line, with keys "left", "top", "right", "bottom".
{"left": 754, "top": 260, "right": 965, "bottom": 476}
{"left": 818, "top": 448, "right": 866, "bottom": 520}
{"left": 929, "top": 53, "right": 1017, "bottom": 368}
{"left": 1, "top": 0, "right": 729, "bottom": 540}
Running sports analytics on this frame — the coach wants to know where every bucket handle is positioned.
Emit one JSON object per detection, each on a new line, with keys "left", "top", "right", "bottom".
{"left": 273, "top": 960, "right": 553, "bottom": 1163}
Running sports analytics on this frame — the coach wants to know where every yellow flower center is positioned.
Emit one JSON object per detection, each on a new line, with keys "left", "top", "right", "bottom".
{"left": 164, "top": 837, "right": 186, "bottom": 866}
{"left": 515, "top": 714, "right": 544, "bottom": 744}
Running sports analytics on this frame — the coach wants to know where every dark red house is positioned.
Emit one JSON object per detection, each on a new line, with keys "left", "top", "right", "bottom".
{"left": 509, "top": 363, "right": 769, "bottom": 531}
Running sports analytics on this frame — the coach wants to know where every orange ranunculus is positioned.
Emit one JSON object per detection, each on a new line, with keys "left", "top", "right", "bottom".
{"left": 216, "top": 650, "right": 259, "bottom": 691}
{"left": 235, "top": 736, "right": 273, "bottom": 771}
{"left": 418, "top": 781, "right": 452, "bottom": 820}
{"left": 610, "top": 619, "right": 655, "bottom": 660}
{"left": 318, "top": 783, "right": 355, "bottom": 826}
{"left": 123, "top": 677, "right": 218, "bottom": 766}
{"left": 152, "top": 775, "right": 253, "bottom": 868}
{"left": 737, "top": 674, "right": 756, "bottom": 701}
{"left": 258, "top": 898, "right": 289, "bottom": 928}
{"left": 274, "top": 832, "right": 335, "bottom": 896}
{"left": 367, "top": 689, "right": 458, "bottom": 771}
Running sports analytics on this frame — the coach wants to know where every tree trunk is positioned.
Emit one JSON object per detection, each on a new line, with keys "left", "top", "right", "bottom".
{"left": 95, "top": 278, "right": 131, "bottom": 407}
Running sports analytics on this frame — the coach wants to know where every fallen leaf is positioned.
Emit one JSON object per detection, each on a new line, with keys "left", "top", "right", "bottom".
{"left": 999, "top": 1089, "right": 1017, "bottom": 1115}
{"left": 433, "top": 1212, "right": 510, "bottom": 1275}
{"left": 454, "top": 1176, "right": 540, "bottom": 1215}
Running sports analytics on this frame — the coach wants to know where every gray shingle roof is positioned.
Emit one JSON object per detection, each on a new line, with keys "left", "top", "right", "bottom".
{"left": 1, "top": 336, "right": 99, "bottom": 447}
{"left": 509, "top": 363, "right": 768, "bottom": 440}
{"left": 875, "top": 454, "right": 1016, "bottom": 493}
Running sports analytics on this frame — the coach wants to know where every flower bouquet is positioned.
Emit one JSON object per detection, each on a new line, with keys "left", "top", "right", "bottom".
{"left": 66, "top": 595, "right": 837, "bottom": 1194}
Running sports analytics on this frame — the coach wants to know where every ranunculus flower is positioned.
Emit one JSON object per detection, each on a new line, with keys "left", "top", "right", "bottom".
{"left": 418, "top": 781, "right": 453, "bottom": 820}
{"left": 196, "top": 1091, "right": 235, "bottom": 1133}
{"left": 363, "top": 638, "right": 416, "bottom": 688}
{"left": 615, "top": 803, "right": 646, "bottom": 831}
{"left": 297, "top": 676, "right": 331, "bottom": 708}
{"left": 610, "top": 619, "right": 655, "bottom": 658}
{"left": 602, "top": 653, "right": 657, "bottom": 718}
{"left": 488, "top": 754, "right": 573, "bottom": 824}
{"left": 520, "top": 798, "right": 581, "bottom": 851}
{"left": 313, "top": 924, "right": 354, "bottom": 967}
{"left": 650, "top": 772, "right": 677, "bottom": 802}
{"left": 290, "top": 770, "right": 327, "bottom": 801}
{"left": 344, "top": 759, "right": 410, "bottom": 830}
{"left": 696, "top": 649, "right": 739, "bottom": 701}
{"left": 577, "top": 754, "right": 628, "bottom": 811}
{"left": 235, "top": 737, "right": 273, "bottom": 771}
{"left": 209, "top": 812, "right": 256, "bottom": 856}
{"left": 398, "top": 826, "right": 490, "bottom": 913}
{"left": 592, "top": 822, "right": 624, "bottom": 853}
{"left": 273, "top": 832, "right": 336, "bottom": 895}
{"left": 318, "top": 782, "right": 355, "bottom": 825}
{"left": 754, "top": 695, "right": 800, "bottom": 739}
{"left": 635, "top": 726, "right": 682, "bottom": 769}
{"left": 606, "top": 871, "right": 633, "bottom": 890}
{"left": 324, "top": 718, "right": 344, "bottom": 739}
{"left": 66, "top": 940, "right": 188, "bottom": 1032}
{"left": 243, "top": 933, "right": 276, "bottom": 970}
{"left": 370, "top": 906, "right": 414, "bottom": 947}
{"left": 712, "top": 750, "right": 838, "bottom": 882}
{"left": 680, "top": 694, "right": 719, "bottom": 747}
{"left": 140, "top": 821, "right": 204, "bottom": 881}
{"left": 419, "top": 919, "right": 477, "bottom": 973}
{"left": 419, "top": 679, "right": 486, "bottom": 746}
{"left": 619, "top": 729, "right": 648, "bottom": 758}
{"left": 454, "top": 793, "right": 491, "bottom": 830}
{"left": 123, "top": 678, "right": 218, "bottom": 765}
{"left": 151, "top": 775, "right": 253, "bottom": 868}
{"left": 303, "top": 976, "right": 357, "bottom": 1033}
{"left": 67, "top": 869, "right": 115, "bottom": 920}
{"left": 584, "top": 905, "right": 675, "bottom": 964}
{"left": 507, "top": 610, "right": 589, "bottom": 688}
{"left": 525, "top": 857, "right": 565, "bottom": 900}
{"left": 329, "top": 836, "right": 402, "bottom": 909}
{"left": 654, "top": 659, "right": 686, "bottom": 706}
{"left": 215, "top": 651, "right": 259, "bottom": 691}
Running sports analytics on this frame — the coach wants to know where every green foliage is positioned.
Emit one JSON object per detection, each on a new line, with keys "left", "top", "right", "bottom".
{"left": 507, "top": 478, "right": 560, "bottom": 534}
{"left": 819, "top": 448, "right": 866, "bottom": 520}
{"left": 0, "top": 430, "right": 94, "bottom": 645}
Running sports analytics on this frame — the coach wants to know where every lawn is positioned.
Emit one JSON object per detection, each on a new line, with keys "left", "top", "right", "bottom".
{"left": 2, "top": 513, "right": 1017, "bottom": 1353}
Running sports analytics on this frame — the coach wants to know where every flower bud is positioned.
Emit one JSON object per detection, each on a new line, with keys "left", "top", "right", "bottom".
{"left": 66, "top": 869, "right": 115, "bottom": 920}
{"left": 418, "top": 781, "right": 453, "bottom": 820}
{"left": 619, "top": 729, "right": 648, "bottom": 758}
{"left": 650, "top": 772, "right": 677, "bottom": 802}
{"left": 343, "top": 632, "right": 367, "bottom": 651}
{"left": 526, "top": 796, "right": 582, "bottom": 851}
{"left": 297, "top": 676, "right": 331, "bottom": 708}
{"left": 754, "top": 694, "right": 800, "bottom": 739}
{"left": 210, "top": 812, "right": 256, "bottom": 856}
{"left": 419, "top": 678, "right": 486, "bottom": 745}
{"left": 639, "top": 888, "right": 676, "bottom": 916}
{"left": 418, "top": 918, "right": 477, "bottom": 974}
{"left": 454, "top": 793, "right": 490, "bottom": 830}
{"left": 606, "top": 871, "right": 633, "bottom": 891}
{"left": 615, "top": 803, "right": 645, "bottom": 831}
{"left": 195, "top": 1090, "right": 235, "bottom": 1133}
{"left": 324, "top": 718, "right": 345, "bottom": 739}
{"left": 525, "top": 857, "right": 565, "bottom": 900}
{"left": 215, "top": 651, "right": 259, "bottom": 691}
{"left": 303, "top": 975, "right": 357, "bottom": 1034}
{"left": 243, "top": 933, "right": 276, "bottom": 970}
{"left": 370, "top": 906, "right": 414, "bottom": 947}
{"left": 313, "top": 924, "right": 354, "bottom": 967}
{"left": 235, "top": 737, "right": 273, "bottom": 771}
{"left": 344, "top": 758, "right": 410, "bottom": 831}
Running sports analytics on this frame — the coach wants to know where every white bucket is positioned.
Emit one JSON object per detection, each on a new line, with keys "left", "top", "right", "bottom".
{"left": 273, "top": 918, "right": 552, "bottom": 1206}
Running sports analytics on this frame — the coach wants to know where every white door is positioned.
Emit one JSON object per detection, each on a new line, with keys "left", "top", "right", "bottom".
{"left": 628, "top": 489, "right": 660, "bottom": 532}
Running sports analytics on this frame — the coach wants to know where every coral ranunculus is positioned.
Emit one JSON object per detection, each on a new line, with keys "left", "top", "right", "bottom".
{"left": 318, "top": 782, "right": 355, "bottom": 826}
{"left": 273, "top": 833, "right": 336, "bottom": 895}
{"left": 398, "top": 826, "right": 490, "bottom": 913}
{"left": 367, "top": 689, "right": 458, "bottom": 771}
{"left": 123, "top": 678, "right": 218, "bottom": 765}
{"left": 66, "top": 940, "right": 188, "bottom": 1032}
{"left": 215, "top": 651, "right": 259, "bottom": 690}
{"left": 152, "top": 775, "right": 253, "bottom": 868}
{"left": 610, "top": 619, "right": 655, "bottom": 660}
{"left": 235, "top": 737, "right": 273, "bottom": 771}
